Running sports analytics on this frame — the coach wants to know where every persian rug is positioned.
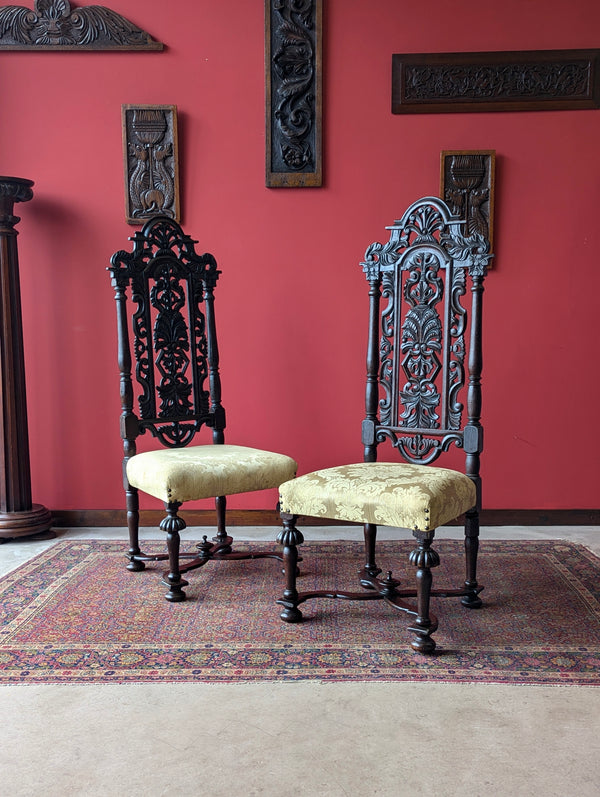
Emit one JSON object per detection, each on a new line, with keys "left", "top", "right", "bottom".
{"left": 1, "top": 538, "right": 599, "bottom": 685}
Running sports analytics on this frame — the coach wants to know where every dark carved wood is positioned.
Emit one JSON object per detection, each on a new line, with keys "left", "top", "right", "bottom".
{"left": 392, "top": 50, "right": 600, "bottom": 113}
{"left": 110, "top": 217, "right": 222, "bottom": 451}
{"left": 277, "top": 197, "right": 492, "bottom": 652}
{"left": 0, "top": 0, "right": 162, "bottom": 50}
{"left": 441, "top": 150, "right": 495, "bottom": 253}
{"left": 122, "top": 105, "right": 180, "bottom": 225}
{"left": 362, "top": 198, "right": 492, "bottom": 466}
{"left": 0, "top": 177, "right": 52, "bottom": 539}
{"left": 108, "top": 216, "right": 290, "bottom": 600}
{"left": 265, "top": 0, "right": 322, "bottom": 187}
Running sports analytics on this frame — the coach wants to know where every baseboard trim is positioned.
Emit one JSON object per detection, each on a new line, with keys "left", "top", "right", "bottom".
{"left": 50, "top": 508, "right": 600, "bottom": 528}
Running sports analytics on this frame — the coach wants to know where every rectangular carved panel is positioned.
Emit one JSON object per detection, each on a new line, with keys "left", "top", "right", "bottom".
{"left": 392, "top": 50, "right": 600, "bottom": 113}
{"left": 440, "top": 150, "right": 495, "bottom": 257}
{"left": 265, "top": 0, "right": 322, "bottom": 187}
{"left": 122, "top": 105, "right": 180, "bottom": 225}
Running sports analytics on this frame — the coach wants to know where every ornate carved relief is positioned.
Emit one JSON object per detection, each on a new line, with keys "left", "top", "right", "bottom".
{"left": 122, "top": 105, "right": 180, "bottom": 225}
{"left": 361, "top": 197, "right": 492, "bottom": 465}
{"left": 0, "top": 1, "right": 162, "bottom": 49}
{"left": 109, "top": 217, "right": 219, "bottom": 448}
{"left": 441, "top": 150, "right": 495, "bottom": 253}
{"left": 265, "top": 0, "right": 322, "bottom": 187}
{"left": 392, "top": 50, "right": 600, "bottom": 113}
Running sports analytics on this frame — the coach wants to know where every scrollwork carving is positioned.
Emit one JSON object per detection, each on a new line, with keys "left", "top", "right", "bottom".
{"left": 399, "top": 253, "right": 444, "bottom": 430}
{"left": 109, "top": 217, "right": 219, "bottom": 448}
{"left": 0, "top": 0, "right": 162, "bottom": 49}
{"left": 362, "top": 197, "right": 492, "bottom": 466}
{"left": 406, "top": 61, "right": 590, "bottom": 102}
{"left": 266, "top": 0, "right": 322, "bottom": 187}
{"left": 392, "top": 50, "right": 600, "bottom": 113}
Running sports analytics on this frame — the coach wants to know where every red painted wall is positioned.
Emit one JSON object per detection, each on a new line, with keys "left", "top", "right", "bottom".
{"left": 1, "top": 0, "right": 598, "bottom": 513}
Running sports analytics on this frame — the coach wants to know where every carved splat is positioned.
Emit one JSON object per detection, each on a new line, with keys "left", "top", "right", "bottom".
{"left": 109, "top": 217, "right": 220, "bottom": 448}
{"left": 361, "top": 197, "right": 492, "bottom": 465}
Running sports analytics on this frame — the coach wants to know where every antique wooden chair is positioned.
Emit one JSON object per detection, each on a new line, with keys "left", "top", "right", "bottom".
{"left": 276, "top": 196, "right": 493, "bottom": 653}
{"left": 109, "top": 216, "right": 297, "bottom": 602}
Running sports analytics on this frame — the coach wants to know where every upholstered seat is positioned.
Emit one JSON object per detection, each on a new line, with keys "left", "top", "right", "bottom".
{"left": 128, "top": 445, "right": 297, "bottom": 504}
{"left": 278, "top": 463, "right": 476, "bottom": 532}
{"left": 275, "top": 196, "right": 493, "bottom": 653}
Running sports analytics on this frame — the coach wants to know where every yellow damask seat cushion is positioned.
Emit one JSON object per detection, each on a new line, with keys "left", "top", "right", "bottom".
{"left": 278, "top": 462, "right": 476, "bottom": 531}
{"left": 126, "top": 444, "right": 297, "bottom": 504}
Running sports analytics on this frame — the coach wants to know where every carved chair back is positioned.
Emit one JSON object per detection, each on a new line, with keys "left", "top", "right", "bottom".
{"left": 360, "top": 197, "right": 492, "bottom": 508}
{"left": 108, "top": 216, "right": 225, "bottom": 466}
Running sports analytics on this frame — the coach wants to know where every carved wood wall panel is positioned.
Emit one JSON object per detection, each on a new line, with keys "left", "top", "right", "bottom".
{"left": 122, "top": 105, "right": 180, "bottom": 225}
{"left": 265, "top": 0, "right": 322, "bottom": 187}
{"left": 440, "top": 150, "right": 495, "bottom": 255}
{"left": 0, "top": 1, "right": 162, "bottom": 50}
{"left": 392, "top": 49, "right": 600, "bottom": 113}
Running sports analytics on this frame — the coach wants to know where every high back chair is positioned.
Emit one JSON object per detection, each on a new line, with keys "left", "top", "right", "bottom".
{"left": 276, "top": 196, "right": 492, "bottom": 653}
{"left": 109, "top": 216, "right": 297, "bottom": 602}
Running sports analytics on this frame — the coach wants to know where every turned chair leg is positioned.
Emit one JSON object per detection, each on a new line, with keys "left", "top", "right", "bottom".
{"left": 277, "top": 514, "right": 304, "bottom": 623}
{"left": 363, "top": 522, "right": 382, "bottom": 578}
{"left": 125, "top": 485, "right": 145, "bottom": 571}
{"left": 160, "top": 501, "right": 189, "bottom": 602}
{"left": 408, "top": 531, "right": 440, "bottom": 653}
{"left": 462, "top": 508, "right": 483, "bottom": 608}
{"left": 213, "top": 494, "right": 232, "bottom": 551}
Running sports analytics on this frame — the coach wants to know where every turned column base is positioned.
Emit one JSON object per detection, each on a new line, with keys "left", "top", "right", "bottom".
{"left": 0, "top": 504, "right": 53, "bottom": 539}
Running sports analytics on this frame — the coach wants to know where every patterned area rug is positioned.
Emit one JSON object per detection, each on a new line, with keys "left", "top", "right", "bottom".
{"left": 1, "top": 539, "right": 599, "bottom": 685}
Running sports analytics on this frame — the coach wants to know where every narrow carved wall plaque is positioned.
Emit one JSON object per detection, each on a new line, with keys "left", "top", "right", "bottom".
{"left": 392, "top": 50, "right": 600, "bottom": 113}
{"left": 122, "top": 105, "right": 180, "bottom": 225}
{"left": 440, "top": 150, "right": 495, "bottom": 256}
{"left": 0, "top": 1, "right": 163, "bottom": 50}
{"left": 266, "top": 0, "right": 322, "bottom": 187}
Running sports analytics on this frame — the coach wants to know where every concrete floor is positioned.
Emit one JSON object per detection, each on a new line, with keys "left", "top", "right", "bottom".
{"left": 1, "top": 525, "right": 599, "bottom": 796}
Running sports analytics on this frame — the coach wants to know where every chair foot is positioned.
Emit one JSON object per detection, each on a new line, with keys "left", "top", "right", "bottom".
{"left": 126, "top": 557, "right": 145, "bottom": 572}
{"left": 279, "top": 604, "right": 303, "bottom": 623}
{"left": 461, "top": 592, "right": 483, "bottom": 609}
{"left": 162, "top": 576, "right": 189, "bottom": 602}
{"left": 409, "top": 622, "right": 437, "bottom": 654}
{"left": 360, "top": 564, "right": 382, "bottom": 589}
{"left": 211, "top": 535, "right": 232, "bottom": 555}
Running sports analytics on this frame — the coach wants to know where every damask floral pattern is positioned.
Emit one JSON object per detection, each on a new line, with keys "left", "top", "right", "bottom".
{"left": 279, "top": 462, "right": 476, "bottom": 531}
{"left": 126, "top": 444, "right": 297, "bottom": 503}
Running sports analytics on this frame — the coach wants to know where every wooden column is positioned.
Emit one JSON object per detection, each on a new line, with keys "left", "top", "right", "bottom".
{"left": 0, "top": 177, "right": 51, "bottom": 538}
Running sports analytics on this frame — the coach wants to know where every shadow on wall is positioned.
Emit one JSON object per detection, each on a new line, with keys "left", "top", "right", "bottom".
{"left": 20, "top": 195, "right": 117, "bottom": 508}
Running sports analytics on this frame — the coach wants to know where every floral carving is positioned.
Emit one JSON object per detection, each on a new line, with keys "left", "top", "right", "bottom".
{"left": 0, "top": 0, "right": 162, "bottom": 49}
{"left": 405, "top": 61, "right": 590, "bottom": 102}
{"left": 267, "top": 0, "right": 321, "bottom": 186}
{"left": 109, "top": 218, "right": 219, "bottom": 448}
{"left": 362, "top": 197, "right": 492, "bottom": 465}
{"left": 393, "top": 50, "right": 600, "bottom": 113}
